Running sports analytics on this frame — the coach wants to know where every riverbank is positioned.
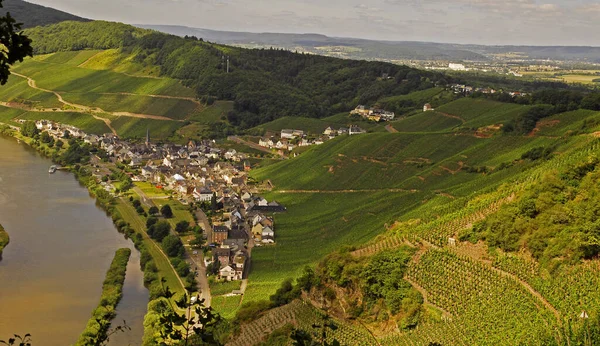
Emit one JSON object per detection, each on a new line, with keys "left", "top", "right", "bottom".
{"left": 77, "top": 248, "right": 131, "bottom": 345}
{"left": 0, "top": 224, "right": 9, "bottom": 260}
{"left": 0, "top": 125, "right": 191, "bottom": 344}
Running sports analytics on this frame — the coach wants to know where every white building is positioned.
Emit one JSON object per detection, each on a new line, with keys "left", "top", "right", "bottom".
{"left": 448, "top": 63, "right": 467, "bottom": 71}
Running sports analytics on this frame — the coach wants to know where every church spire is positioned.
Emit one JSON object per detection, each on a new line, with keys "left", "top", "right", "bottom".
{"left": 145, "top": 127, "right": 150, "bottom": 146}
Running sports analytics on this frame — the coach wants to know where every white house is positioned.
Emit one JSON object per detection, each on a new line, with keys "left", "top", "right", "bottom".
{"left": 423, "top": 103, "right": 434, "bottom": 112}
{"left": 194, "top": 187, "right": 213, "bottom": 202}
{"left": 448, "top": 63, "right": 467, "bottom": 71}
{"left": 219, "top": 266, "right": 236, "bottom": 281}
{"left": 261, "top": 226, "right": 274, "bottom": 238}
{"left": 349, "top": 126, "right": 366, "bottom": 135}
{"left": 281, "top": 129, "right": 295, "bottom": 139}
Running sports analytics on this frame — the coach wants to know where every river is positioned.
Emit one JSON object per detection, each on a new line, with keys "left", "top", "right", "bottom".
{"left": 0, "top": 135, "right": 148, "bottom": 346}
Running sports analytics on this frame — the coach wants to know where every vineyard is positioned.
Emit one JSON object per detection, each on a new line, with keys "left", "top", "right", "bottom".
{"left": 227, "top": 300, "right": 377, "bottom": 346}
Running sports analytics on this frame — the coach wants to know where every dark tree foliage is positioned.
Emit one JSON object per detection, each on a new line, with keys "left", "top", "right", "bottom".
{"left": 175, "top": 220, "right": 190, "bottom": 234}
{"left": 161, "top": 235, "right": 184, "bottom": 258}
{"left": 20, "top": 121, "right": 37, "bottom": 137}
{"left": 465, "top": 158, "right": 600, "bottom": 263}
{"left": 147, "top": 220, "right": 170, "bottom": 242}
{"left": 0, "top": 0, "right": 33, "bottom": 85}
{"left": 160, "top": 204, "right": 173, "bottom": 218}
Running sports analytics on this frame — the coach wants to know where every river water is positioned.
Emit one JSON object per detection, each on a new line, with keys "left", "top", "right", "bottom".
{"left": 0, "top": 136, "right": 147, "bottom": 346}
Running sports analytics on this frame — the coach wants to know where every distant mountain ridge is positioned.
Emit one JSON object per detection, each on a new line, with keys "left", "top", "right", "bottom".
{"left": 138, "top": 24, "right": 600, "bottom": 63}
{"left": 3, "top": 0, "right": 88, "bottom": 28}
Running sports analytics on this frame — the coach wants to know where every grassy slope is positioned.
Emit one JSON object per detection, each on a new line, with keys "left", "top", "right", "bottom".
{"left": 393, "top": 111, "right": 463, "bottom": 132}
{"left": 0, "top": 75, "right": 62, "bottom": 108}
{"left": 13, "top": 59, "right": 193, "bottom": 97}
{"left": 110, "top": 117, "right": 184, "bottom": 140}
{"left": 244, "top": 98, "right": 584, "bottom": 305}
{"left": 188, "top": 101, "right": 233, "bottom": 124}
{"left": 61, "top": 92, "right": 199, "bottom": 120}
{"left": 435, "top": 98, "right": 531, "bottom": 128}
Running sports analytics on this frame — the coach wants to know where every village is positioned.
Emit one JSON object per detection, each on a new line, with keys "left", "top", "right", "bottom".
{"left": 34, "top": 119, "right": 285, "bottom": 283}
{"left": 258, "top": 125, "right": 367, "bottom": 152}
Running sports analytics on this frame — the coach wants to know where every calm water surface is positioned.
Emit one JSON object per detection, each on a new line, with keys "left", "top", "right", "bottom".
{"left": 0, "top": 136, "right": 147, "bottom": 345}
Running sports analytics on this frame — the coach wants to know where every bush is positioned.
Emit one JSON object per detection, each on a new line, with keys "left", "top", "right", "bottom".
{"left": 147, "top": 221, "right": 170, "bottom": 242}
{"left": 162, "top": 235, "right": 184, "bottom": 257}
{"left": 175, "top": 220, "right": 190, "bottom": 234}
{"left": 160, "top": 204, "right": 173, "bottom": 218}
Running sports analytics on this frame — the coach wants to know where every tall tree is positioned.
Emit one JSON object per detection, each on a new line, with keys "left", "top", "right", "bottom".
{"left": 0, "top": 0, "right": 33, "bottom": 85}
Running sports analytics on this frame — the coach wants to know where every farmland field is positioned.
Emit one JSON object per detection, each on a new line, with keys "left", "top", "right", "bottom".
{"left": 110, "top": 117, "right": 184, "bottom": 139}
{"left": 393, "top": 111, "right": 462, "bottom": 132}
{"left": 61, "top": 92, "right": 199, "bottom": 120}
{"left": 435, "top": 98, "right": 531, "bottom": 128}
{"left": 188, "top": 101, "right": 233, "bottom": 124}
{"left": 0, "top": 75, "right": 62, "bottom": 108}
{"left": 38, "top": 50, "right": 104, "bottom": 66}
{"left": 13, "top": 59, "right": 194, "bottom": 97}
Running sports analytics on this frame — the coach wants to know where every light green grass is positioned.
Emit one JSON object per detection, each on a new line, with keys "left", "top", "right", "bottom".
{"left": 0, "top": 106, "right": 26, "bottom": 125}
{"left": 39, "top": 50, "right": 104, "bottom": 66}
{"left": 0, "top": 75, "right": 62, "bottom": 108}
{"left": 211, "top": 295, "right": 242, "bottom": 320}
{"left": 436, "top": 98, "right": 531, "bottom": 128}
{"left": 135, "top": 182, "right": 171, "bottom": 198}
{"left": 210, "top": 280, "right": 242, "bottom": 296}
{"left": 79, "top": 49, "right": 162, "bottom": 77}
{"left": 115, "top": 200, "right": 185, "bottom": 296}
{"left": 14, "top": 59, "right": 194, "bottom": 97}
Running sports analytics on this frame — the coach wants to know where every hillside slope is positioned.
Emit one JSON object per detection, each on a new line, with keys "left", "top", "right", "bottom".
{"left": 242, "top": 103, "right": 600, "bottom": 344}
{"left": 3, "top": 0, "right": 88, "bottom": 28}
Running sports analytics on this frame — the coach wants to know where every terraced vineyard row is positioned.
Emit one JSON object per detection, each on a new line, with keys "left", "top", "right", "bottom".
{"left": 226, "top": 301, "right": 300, "bottom": 346}
{"left": 405, "top": 249, "right": 557, "bottom": 345}
{"left": 380, "top": 321, "right": 468, "bottom": 346}
{"left": 352, "top": 190, "right": 515, "bottom": 257}
{"left": 227, "top": 300, "right": 377, "bottom": 346}
{"left": 293, "top": 304, "right": 378, "bottom": 346}
{"left": 493, "top": 253, "right": 600, "bottom": 319}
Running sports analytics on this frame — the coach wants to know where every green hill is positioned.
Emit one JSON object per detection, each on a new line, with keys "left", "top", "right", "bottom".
{"left": 3, "top": 0, "right": 89, "bottom": 28}
{"left": 244, "top": 101, "right": 600, "bottom": 343}
{"left": 21, "top": 21, "right": 450, "bottom": 129}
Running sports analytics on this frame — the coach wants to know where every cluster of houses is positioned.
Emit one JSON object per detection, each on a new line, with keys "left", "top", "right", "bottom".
{"left": 210, "top": 193, "right": 285, "bottom": 281}
{"left": 259, "top": 126, "right": 366, "bottom": 152}
{"left": 449, "top": 84, "right": 528, "bottom": 97}
{"left": 351, "top": 105, "right": 396, "bottom": 122}
{"left": 33, "top": 120, "right": 86, "bottom": 138}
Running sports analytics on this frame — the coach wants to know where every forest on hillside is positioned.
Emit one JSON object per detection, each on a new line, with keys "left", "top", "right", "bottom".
{"left": 23, "top": 21, "right": 600, "bottom": 131}
{"left": 23, "top": 22, "right": 452, "bottom": 128}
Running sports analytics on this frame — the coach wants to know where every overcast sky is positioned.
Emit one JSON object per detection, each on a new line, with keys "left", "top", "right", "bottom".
{"left": 27, "top": 0, "right": 600, "bottom": 46}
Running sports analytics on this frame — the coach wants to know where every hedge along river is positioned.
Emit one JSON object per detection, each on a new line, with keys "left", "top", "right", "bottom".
{"left": 0, "top": 135, "right": 148, "bottom": 346}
